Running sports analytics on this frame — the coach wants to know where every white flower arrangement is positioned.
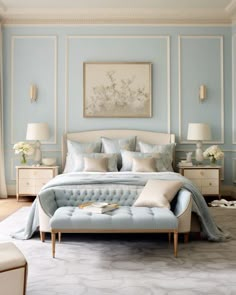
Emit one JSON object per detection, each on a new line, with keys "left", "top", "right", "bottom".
{"left": 13, "top": 141, "right": 34, "bottom": 164}
{"left": 203, "top": 145, "right": 224, "bottom": 163}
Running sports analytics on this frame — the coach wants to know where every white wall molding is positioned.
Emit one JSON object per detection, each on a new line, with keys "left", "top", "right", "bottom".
{"left": 10, "top": 35, "right": 58, "bottom": 145}
{"left": 232, "top": 34, "right": 236, "bottom": 144}
{"left": 65, "top": 35, "right": 171, "bottom": 133}
{"left": 178, "top": 35, "right": 224, "bottom": 144}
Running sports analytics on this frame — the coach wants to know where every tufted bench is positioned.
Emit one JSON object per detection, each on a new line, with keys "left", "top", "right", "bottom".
{"left": 50, "top": 206, "right": 179, "bottom": 258}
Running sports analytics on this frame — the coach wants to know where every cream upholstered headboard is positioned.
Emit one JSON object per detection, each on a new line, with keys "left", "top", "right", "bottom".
{"left": 62, "top": 129, "right": 175, "bottom": 170}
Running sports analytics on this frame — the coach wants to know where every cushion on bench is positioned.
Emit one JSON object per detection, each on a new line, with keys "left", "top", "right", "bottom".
{"left": 50, "top": 206, "right": 178, "bottom": 230}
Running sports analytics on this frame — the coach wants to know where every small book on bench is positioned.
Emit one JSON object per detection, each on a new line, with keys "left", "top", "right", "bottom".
{"left": 79, "top": 202, "right": 119, "bottom": 214}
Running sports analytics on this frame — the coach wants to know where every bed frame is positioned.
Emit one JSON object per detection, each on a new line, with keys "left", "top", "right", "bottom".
{"left": 38, "top": 129, "right": 193, "bottom": 242}
{"left": 62, "top": 129, "right": 175, "bottom": 170}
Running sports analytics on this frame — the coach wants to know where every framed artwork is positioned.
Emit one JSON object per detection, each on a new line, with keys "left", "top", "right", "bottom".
{"left": 83, "top": 62, "right": 152, "bottom": 118}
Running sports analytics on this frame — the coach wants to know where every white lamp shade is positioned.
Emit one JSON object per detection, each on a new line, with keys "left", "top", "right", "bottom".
{"left": 26, "top": 123, "right": 50, "bottom": 141}
{"left": 187, "top": 123, "right": 211, "bottom": 141}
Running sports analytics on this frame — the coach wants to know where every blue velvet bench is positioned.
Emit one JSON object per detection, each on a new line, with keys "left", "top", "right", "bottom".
{"left": 50, "top": 206, "right": 179, "bottom": 258}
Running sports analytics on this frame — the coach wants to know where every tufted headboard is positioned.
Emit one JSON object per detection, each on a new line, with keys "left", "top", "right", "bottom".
{"left": 62, "top": 129, "right": 175, "bottom": 170}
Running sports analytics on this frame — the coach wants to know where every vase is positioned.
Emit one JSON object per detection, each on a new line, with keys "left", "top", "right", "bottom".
{"left": 21, "top": 154, "right": 27, "bottom": 165}
{"left": 209, "top": 157, "right": 216, "bottom": 165}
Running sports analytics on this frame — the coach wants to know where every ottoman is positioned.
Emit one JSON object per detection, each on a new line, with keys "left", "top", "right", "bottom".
{"left": 0, "top": 242, "right": 28, "bottom": 295}
{"left": 50, "top": 206, "right": 179, "bottom": 258}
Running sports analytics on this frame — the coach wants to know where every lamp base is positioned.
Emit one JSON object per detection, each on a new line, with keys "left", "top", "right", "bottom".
{"left": 195, "top": 141, "right": 204, "bottom": 164}
{"left": 33, "top": 140, "right": 42, "bottom": 165}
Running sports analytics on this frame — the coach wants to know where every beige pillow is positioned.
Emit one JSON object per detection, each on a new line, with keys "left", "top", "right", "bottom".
{"left": 133, "top": 179, "right": 182, "bottom": 209}
{"left": 83, "top": 157, "right": 108, "bottom": 172}
{"left": 132, "top": 157, "right": 156, "bottom": 172}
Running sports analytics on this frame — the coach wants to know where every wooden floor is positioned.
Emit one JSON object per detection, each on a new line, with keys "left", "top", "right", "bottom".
{"left": 0, "top": 195, "right": 34, "bottom": 221}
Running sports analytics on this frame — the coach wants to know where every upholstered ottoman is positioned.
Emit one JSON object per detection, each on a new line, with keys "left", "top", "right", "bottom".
{"left": 0, "top": 242, "right": 28, "bottom": 295}
{"left": 50, "top": 206, "right": 178, "bottom": 258}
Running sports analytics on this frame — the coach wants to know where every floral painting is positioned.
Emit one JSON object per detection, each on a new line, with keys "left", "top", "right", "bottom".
{"left": 83, "top": 62, "right": 152, "bottom": 117}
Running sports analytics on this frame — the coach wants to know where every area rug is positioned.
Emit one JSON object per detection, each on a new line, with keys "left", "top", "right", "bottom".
{"left": 0, "top": 207, "right": 236, "bottom": 295}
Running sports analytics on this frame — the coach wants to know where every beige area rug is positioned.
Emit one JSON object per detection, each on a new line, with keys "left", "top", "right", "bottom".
{"left": 0, "top": 207, "right": 236, "bottom": 295}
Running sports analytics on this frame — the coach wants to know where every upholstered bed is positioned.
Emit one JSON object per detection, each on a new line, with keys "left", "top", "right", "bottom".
{"left": 12, "top": 129, "right": 229, "bottom": 242}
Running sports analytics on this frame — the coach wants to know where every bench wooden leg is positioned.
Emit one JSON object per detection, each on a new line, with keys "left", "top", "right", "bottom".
{"left": 173, "top": 231, "right": 178, "bottom": 258}
{"left": 40, "top": 231, "right": 45, "bottom": 242}
{"left": 51, "top": 232, "right": 56, "bottom": 258}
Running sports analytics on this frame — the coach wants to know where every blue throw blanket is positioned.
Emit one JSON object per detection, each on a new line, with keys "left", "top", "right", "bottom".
{"left": 11, "top": 172, "right": 230, "bottom": 241}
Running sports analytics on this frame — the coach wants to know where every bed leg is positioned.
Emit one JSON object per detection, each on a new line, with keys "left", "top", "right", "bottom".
{"left": 51, "top": 232, "right": 56, "bottom": 258}
{"left": 168, "top": 232, "right": 171, "bottom": 244}
{"left": 184, "top": 232, "right": 189, "bottom": 243}
{"left": 58, "top": 232, "right": 61, "bottom": 243}
{"left": 40, "top": 231, "right": 45, "bottom": 242}
{"left": 173, "top": 231, "right": 178, "bottom": 258}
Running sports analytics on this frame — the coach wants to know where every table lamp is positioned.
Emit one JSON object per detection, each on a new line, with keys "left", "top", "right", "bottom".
{"left": 187, "top": 123, "right": 211, "bottom": 164}
{"left": 26, "top": 123, "right": 50, "bottom": 164}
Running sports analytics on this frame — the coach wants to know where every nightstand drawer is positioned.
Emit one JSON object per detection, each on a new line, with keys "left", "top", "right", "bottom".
{"left": 19, "top": 169, "right": 53, "bottom": 179}
{"left": 202, "top": 179, "right": 218, "bottom": 187}
{"left": 184, "top": 169, "right": 218, "bottom": 179}
{"left": 19, "top": 179, "right": 35, "bottom": 194}
{"left": 202, "top": 186, "right": 219, "bottom": 195}
{"left": 19, "top": 179, "right": 35, "bottom": 187}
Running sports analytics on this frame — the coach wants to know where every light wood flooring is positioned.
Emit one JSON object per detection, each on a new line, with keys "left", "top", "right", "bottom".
{"left": 0, "top": 196, "right": 34, "bottom": 221}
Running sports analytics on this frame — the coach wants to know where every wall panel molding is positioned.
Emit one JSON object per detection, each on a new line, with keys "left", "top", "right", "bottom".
{"left": 10, "top": 35, "right": 58, "bottom": 145}
{"left": 232, "top": 34, "right": 236, "bottom": 144}
{"left": 178, "top": 35, "right": 224, "bottom": 144}
{"left": 65, "top": 35, "right": 171, "bottom": 133}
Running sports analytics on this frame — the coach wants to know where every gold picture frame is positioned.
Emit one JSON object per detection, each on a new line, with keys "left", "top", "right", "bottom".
{"left": 83, "top": 62, "right": 152, "bottom": 118}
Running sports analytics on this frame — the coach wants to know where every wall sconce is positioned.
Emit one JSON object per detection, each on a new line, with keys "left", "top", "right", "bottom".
{"left": 199, "top": 85, "right": 207, "bottom": 102}
{"left": 30, "top": 84, "right": 37, "bottom": 102}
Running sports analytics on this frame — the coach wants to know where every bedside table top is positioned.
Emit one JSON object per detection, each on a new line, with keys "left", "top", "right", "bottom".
{"left": 16, "top": 165, "right": 59, "bottom": 169}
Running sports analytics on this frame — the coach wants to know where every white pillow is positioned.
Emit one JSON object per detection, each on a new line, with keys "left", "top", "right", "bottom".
{"left": 132, "top": 158, "right": 156, "bottom": 172}
{"left": 63, "top": 140, "right": 101, "bottom": 173}
{"left": 133, "top": 179, "right": 182, "bottom": 209}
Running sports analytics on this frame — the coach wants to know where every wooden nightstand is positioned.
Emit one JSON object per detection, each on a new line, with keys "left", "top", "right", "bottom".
{"left": 16, "top": 166, "right": 59, "bottom": 201}
{"left": 179, "top": 165, "right": 221, "bottom": 199}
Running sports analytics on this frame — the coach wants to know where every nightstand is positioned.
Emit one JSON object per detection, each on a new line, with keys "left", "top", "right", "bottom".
{"left": 179, "top": 165, "right": 221, "bottom": 199}
{"left": 16, "top": 166, "right": 59, "bottom": 201}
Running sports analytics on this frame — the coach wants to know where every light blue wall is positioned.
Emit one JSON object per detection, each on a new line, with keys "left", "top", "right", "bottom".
{"left": 3, "top": 24, "right": 234, "bottom": 187}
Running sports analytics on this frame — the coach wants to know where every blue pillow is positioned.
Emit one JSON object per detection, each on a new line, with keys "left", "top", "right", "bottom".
{"left": 101, "top": 136, "right": 136, "bottom": 168}
{"left": 120, "top": 150, "right": 173, "bottom": 172}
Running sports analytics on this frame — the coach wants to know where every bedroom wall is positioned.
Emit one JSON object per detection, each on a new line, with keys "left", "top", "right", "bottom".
{"left": 2, "top": 24, "right": 235, "bottom": 193}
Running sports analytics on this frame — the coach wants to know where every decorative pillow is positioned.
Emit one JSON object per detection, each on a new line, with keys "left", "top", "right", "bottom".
{"left": 133, "top": 179, "right": 182, "bottom": 209}
{"left": 83, "top": 157, "right": 108, "bottom": 172}
{"left": 67, "top": 139, "right": 101, "bottom": 154}
{"left": 74, "top": 153, "right": 118, "bottom": 172}
{"left": 132, "top": 157, "right": 156, "bottom": 172}
{"left": 138, "top": 141, "right": 175, "bottom": 171}
{"left": 101, "top": 136, "right": 136, "bottom": 168}
{"left": 63, "top": 140, "right": 101, "bottom": 173}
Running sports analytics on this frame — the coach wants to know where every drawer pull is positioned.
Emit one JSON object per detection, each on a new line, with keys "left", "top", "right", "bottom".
{"left": 209, "top": 182, "right": 212, "bottom": 186}
{"left": 26, "top": 182, "right": 30, "bottom": 185}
